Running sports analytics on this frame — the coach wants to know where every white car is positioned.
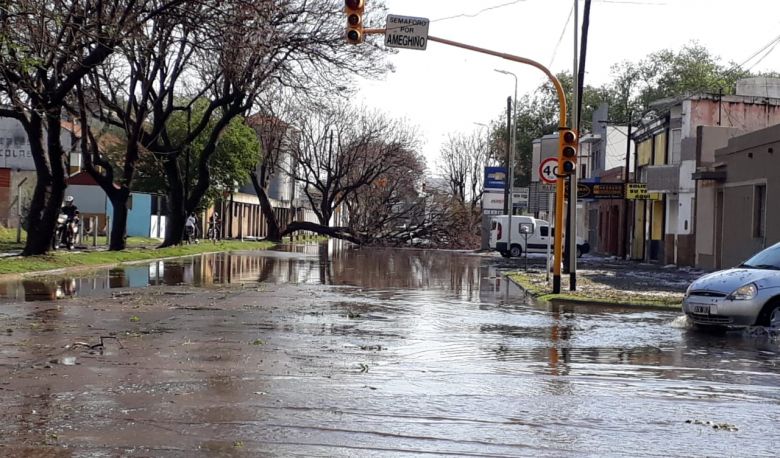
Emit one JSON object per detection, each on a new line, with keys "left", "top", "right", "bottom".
{"left": 683, "top": 242, "right": 780, "bottom": 328}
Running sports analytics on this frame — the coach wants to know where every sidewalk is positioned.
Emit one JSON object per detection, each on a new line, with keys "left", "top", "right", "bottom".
{"left": 504, "top": 253, "right": 708, "bottom": 309}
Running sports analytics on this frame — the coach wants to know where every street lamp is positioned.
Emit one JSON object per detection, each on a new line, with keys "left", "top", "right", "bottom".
{"left": 495, "top": 68, "right": 517, "bottom": 208}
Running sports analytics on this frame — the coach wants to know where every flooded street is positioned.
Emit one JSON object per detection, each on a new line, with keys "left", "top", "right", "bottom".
{"left": 1, "top": 243, "right": 779, "bottom": 456}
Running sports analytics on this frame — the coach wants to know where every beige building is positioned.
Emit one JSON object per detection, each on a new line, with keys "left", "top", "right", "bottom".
{"left": 694, "top": 123, "right": 780, "bottom": 269}
{"left": 631, "top": 79, "right": 780, "bottom": 266}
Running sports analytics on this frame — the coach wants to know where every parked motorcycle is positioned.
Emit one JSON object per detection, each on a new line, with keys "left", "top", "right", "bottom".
{"left": 54, "top": 214, "right": 79, "bottom": 250}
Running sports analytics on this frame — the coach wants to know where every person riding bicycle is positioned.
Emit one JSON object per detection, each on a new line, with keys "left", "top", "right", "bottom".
{"left": 57, "top": 196, "right": 80, "bottom": 248}
{"left": 207, "top": 211, "right": 221, "bottom": 241}
{"left": 185, "top": 212, "right": 198, "bottom": 243}
{"left": 62, "top": 195, "right": 79, "bottom": 222}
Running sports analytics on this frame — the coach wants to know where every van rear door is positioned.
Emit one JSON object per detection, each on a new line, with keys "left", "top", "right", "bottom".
{"left": 489, "top": 219, "right": 502, "bottom": 248}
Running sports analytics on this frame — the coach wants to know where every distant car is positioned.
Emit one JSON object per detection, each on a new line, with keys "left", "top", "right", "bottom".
{"left": 683, "top": 242, "right": 780, "bottom": 328}
{"left": 489, "top": 215, "right": 589, "bottom": 258}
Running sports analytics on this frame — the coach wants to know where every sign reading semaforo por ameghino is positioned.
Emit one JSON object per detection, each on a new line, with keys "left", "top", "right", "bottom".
{"left": 384, "top": 15, "right": 430, "bottom": 50}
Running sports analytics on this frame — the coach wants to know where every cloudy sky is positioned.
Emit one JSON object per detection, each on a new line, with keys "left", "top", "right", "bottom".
{"left": 355, "top": 0, "right": 780, "bottom": 170}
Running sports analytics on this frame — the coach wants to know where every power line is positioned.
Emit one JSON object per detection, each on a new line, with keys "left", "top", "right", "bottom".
{"left": 379, "top": 0, "right": 527, "bottom": 34}
{"left": 594, "top": 0, "right": 667, "bottom": 4}
{"left": 431, "top": 0, "right": 527, "bottom": 23}
{"left": 548, "top": 3, "right": 574, "bottom": 69}
{"left": 721, "top": 32, "right": 780, "bottom": 77}
{"left": 744, "top": 35, "right": 780, "bottom": 72}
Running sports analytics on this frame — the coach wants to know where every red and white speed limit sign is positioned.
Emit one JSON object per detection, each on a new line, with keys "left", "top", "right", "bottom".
{"left": 539, "top": 157, "right": 558, "bottom": 184}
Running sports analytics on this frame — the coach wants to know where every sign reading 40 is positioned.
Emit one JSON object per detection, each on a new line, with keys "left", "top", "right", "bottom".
{"left": 539, "top": 157, "right": 558, "bottom": 184}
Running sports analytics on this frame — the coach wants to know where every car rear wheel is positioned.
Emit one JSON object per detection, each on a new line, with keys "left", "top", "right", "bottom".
{"left": 509, "top": 245, "right": 522, "bottom": 258}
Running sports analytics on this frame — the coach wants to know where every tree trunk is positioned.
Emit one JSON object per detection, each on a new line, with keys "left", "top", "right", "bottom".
{"left": 22, "top": 179, "right": 62, "bottom": 255}
{"left": 250, "top": 171, "right": 281, "bottom": 242}
{"left": 281, "top": 221, "right": 360, "bottom": 244}
{"left": 22, "top": 111, "right": 66, "bottom": 256}
{"left": 108, "top": 189, "right": 130, "bottom": 251}
{"left": 160, "top": 156, "right": 186, "bottom": 247}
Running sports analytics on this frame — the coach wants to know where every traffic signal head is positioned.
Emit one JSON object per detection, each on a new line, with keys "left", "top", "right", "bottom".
{"left": 344, "top": 0, "right": 365, "bottom": 44}
{"left": 559, "top": 129, "right": 578, "bottom": 176}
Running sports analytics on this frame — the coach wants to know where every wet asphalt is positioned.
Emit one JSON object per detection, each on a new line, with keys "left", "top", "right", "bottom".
{"left": 0, "top": 242, "right": 779, "bottom": 457}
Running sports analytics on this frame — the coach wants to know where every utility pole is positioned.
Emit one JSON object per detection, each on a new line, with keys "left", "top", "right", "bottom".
{"left": 623, "top": 114, "right": 633, "bottom": 259}
{"left": 566, "top": 0, "right": 579, "bottom": 288}
{"left": 504, "top": 96, "right": 511, "bottom": 216}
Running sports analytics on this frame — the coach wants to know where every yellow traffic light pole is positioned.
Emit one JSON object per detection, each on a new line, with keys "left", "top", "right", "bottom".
{"left": 362, "top": 29, "right": 569, "bottom": 293}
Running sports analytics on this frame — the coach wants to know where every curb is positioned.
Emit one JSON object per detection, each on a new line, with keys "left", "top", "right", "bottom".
{"left": 505, "top": 272, "right": 683, "bottom": 311}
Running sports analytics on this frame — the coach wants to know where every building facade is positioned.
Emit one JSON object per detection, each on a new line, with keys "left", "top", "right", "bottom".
{"left": 694, "top": 123, "right": 780, "bottom": 268}
{"left": 631, "top": 79, "right": 780, "bottom": 265}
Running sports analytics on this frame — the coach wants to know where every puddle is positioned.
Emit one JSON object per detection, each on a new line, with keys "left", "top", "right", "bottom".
{"left": 1, "top": 244, "right": 779, "bottom": 456}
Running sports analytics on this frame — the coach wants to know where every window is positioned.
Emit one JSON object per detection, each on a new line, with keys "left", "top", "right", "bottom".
{"left": 754, "top": 184, "right": 766, "bottom": 238}
{"left": 670, "top": 129, "right": 681, "bottom": 164}
{"left": 539, "top": 226, "right": 549, "bottom": 237}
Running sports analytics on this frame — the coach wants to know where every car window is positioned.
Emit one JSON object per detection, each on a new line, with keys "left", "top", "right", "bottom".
{"left": 741, "top": 243, "right": 780, "bottom": 269}
{"left": 539, "top": 226, "right": 549, "bottom": 237}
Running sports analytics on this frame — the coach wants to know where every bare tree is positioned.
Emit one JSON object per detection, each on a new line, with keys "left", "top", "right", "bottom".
{"left": 80, "top": 0, "right": 391, "bottom": 247}
{"left": 432, "top": 129, "right": 496, "bottom": 249}
{"left": 344, "top": 148, "right": 426, "bottom": 244}
{"left": 438, "top": 130, "right": 492, "bottom": 211}
{"left": 77, "top": 0, "right": 215, "bottom": 249}
{"left": 245, "top": 94, "right": 296, "bottom": 243}
{"left": 0, "top": 0, "right": 166, "bottom": 255}
{"left": 281, "top": 101, "right": 420, "bottom": 243}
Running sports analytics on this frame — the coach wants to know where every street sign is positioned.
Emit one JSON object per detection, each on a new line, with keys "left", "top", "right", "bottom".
{"left": 482, "top": 191, "right": 504, "bottom": 211}
{"left": 385, "top": 15, "right": 430, "bottom": 50}
{"left": 564, "top": 181, "right": 624, "bottom": 199}
{"left": 592, "top": 183, "right": 625, "bottom": 199}
{"left": 564, "top": 182, "right": 625, "bottom": 200}
{"left": 539, "top": 157, "right": 558, "bottom": 184}
{"left": 626, "top": 183, "right": 661, "bottom": 200}
{"left": 484, "top": 167, "right": 507, "bottom": 190}
{"left": 512, "top": 187, "right": 529, "bottom": 204}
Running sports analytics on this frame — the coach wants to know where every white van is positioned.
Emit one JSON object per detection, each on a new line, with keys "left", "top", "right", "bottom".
{"left": 488, "top": 215, "right": 589, "bottom": 258}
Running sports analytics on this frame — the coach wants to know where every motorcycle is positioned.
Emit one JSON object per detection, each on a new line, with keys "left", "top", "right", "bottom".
{"left": 54, "top": 213, "right": 79, "bottom": 250}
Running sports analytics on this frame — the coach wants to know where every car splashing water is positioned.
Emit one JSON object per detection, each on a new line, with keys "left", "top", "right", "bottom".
{"left": 0, "top": 243, "right": 779, "bottom": 456}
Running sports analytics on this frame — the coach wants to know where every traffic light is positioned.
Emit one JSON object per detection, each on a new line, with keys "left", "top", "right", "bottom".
{"left": 344, "top": 0, "right": 365, "bottom": 44}
{"left": 559, "top": 128, "right": 578, "bottom": 176}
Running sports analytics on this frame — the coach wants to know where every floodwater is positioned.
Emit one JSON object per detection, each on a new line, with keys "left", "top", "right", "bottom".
{"left": 1, "top": 242, "right": 779, "bottom": 456}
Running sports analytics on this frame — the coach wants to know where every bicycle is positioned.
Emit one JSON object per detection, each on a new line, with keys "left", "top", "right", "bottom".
{"left": 206, "top": 222, "right": 221, "bottom": 242}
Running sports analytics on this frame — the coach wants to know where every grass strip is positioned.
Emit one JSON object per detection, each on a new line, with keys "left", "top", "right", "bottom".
{"left": 0, "top": 239, "right": 275, "bottom": 276}
{"left": 508, "top": 270, "right": 683, "bottom": 309}
{"left": 0, "top": 228, "right": 160, "bottom": 252}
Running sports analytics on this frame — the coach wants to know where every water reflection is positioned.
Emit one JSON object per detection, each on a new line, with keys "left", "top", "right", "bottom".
{"left": 0, "top": 278, "right": 81, "bottom": 302}
{"left": 0, "top": 244, "right": 489, "bottom": 302}
{"left": 3, "top": 243, "right": 780, "bottom": 456}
